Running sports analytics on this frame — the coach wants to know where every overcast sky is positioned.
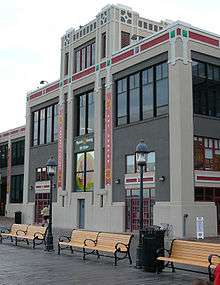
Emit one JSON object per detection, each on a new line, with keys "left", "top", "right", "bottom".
{"left": 0, "top": 0, "right": 219, "bottom": 133}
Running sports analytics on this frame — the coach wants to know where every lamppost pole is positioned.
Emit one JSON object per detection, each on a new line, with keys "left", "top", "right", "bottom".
{"left": 45, "top": 156, "right": 57, "bottom": 251}
{"left": 0, "top": 171, "right": 2, "bottom": 216}
{"left": 135, "top": 139, "right": 148, "bottom": 269}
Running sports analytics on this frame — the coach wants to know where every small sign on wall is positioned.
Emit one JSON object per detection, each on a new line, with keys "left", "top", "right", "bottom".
{"left": 196, "top": 217, "right": 204, "bottom": 239}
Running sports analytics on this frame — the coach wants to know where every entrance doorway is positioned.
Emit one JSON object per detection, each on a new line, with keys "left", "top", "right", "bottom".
{"left": 0, "top": 177, "right": 7, "bottom": 216}
{"left": 78, "top": 199, "right": 85, "bottom": 229}
{"left": 125, "top": 188, "right": 155, "bottom": 232}
{"left": 35, "top": 193, "right": 49, "bottom": 224}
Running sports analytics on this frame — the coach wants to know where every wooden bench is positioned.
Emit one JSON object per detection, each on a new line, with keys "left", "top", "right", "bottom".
{"left": 0, "top": 224, "right": 29, "bottom": 243}
{"left": 156, "top": 239, "right": 220, "bottom": 280}
{"left": 83, "top": 232, "right": 134, "bottom": 266}
{"left": 15, "top": 225, "right": 47, "bottom": 249}
{"left": 58, "top": 229, "right": 99, "bottom": 255}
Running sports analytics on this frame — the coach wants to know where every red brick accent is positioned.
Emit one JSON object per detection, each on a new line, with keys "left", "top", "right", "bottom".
{"left": 100, "top": 62, "right": 106, "bottom": 69}
{"left": 112, "top": 49, "right": 134, "bottom": 64}
{"left": 72, "top": 66, "right": 95, "bottom": 81}
{"left": 30, "top": 90, "right": 43, "bottom": 100}
{"left": 189, "top": 31, "right": 219, "bottom": 47}
{"left": 140, "top": 33, "right": 169, "bottom": 52}
{"left": 197, "top": 176, "right": 220, "bottom": 181}
{"left": 46, "top": 82, "right": 60, "bottom": 93}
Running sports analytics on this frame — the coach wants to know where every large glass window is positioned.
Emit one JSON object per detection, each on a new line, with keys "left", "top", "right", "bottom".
{"left": 10, "top": 175, "right": 23, "bottom": 203}
{"left": 116, "top": 62, "right": 168, "bottom": 126}
{"left": 36, "top": 167, "right": 48, "bottom": 182}
{"left": 32, "top": 103, "right": 58, "bottom": 146}
{"left": 78, "top": 91, "right": 94, "bottom": 136}
{"left": 12, "top": 140, "right": 25, "bottom": 166}
{"left": 64, "top": 52, "right": 69, "bottom": 76}
{"left": 0, "top": 144, "right": 8, "bottom": 168}
{"left": 75, "top": 151, "right": 94, "bottom": 191}
{"left": 193, "top": 60, "right": 220, "bottom": 118}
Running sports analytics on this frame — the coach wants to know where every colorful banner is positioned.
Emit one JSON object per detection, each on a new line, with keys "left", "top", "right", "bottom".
{"left": 57, "top": 105, "right": 64, "bottom": 191}
{"left": 7, "top": 145, "right": 11, "bottom": 193}
{"left": 105, "top": 92, "right": 112, "bottom": 186}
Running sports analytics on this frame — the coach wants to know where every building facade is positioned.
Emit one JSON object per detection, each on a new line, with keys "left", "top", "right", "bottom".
{"left": 0, "top": 126, "right": 25, "bottom": 217}
{"left": 16, "top": 4, "right": 220, "bottom": 238}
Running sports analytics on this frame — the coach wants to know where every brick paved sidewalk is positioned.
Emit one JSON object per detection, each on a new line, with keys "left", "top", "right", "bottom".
{"left": 0, "top": 240, "right": 209, "bottom": 285}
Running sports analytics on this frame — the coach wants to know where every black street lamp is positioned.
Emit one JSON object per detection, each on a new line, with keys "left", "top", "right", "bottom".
{"left": 45, "top": 156, "right": 57, "bottom": 251}
{"left": 0, "top": 171, "right": 2, "bottom": 216}
{"left": 135, "top": 139, "right": 148, "bottom": 269}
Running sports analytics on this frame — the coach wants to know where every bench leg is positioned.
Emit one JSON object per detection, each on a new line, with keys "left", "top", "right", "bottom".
{"left": 70, "top": 246, "right": 73, "bottom": 254}
{"left": 96, "top": 250, "right": 100, "bottom": 259}
{"left": 33, "top": 239, "right": 35, "bottom": 249}
{"left": 10, "top": 236, "right": 13, "bottom": 243}
{"left": 114, "top": 251, "right": 118, "bottom": 266}
{"left": 15, "top": 237, "right": 17, "bottom": 246}
{"left": 83, "top": 247, "right": 86, "bottom": 260}
{"left": 171, "top": 262, "right": 175, "bottom": 273}
{"left": 58, "top": 244, "right": 61, "bottom": 255}
{"left": 0, "top": 235, "right": 2, "bottom": 244}
{"left": 127, "top": 250, "right": 132, "bottom": 265}
{"left": 26, "top": 239, "right": 29, "bottom": 246}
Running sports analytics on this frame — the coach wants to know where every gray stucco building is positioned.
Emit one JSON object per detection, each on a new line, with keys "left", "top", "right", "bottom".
{"left": 3, "top": 4, "right": 220, "bottom": 238}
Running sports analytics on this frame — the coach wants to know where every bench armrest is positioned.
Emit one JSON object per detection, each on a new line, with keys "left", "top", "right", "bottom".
{"left": 16, "top": 229, "right": 26, "bottom": 236}
{"left": 84, "top": 238, "right": 96, "bottom": 246}
{"left": 115, "top": 242, "right": 128, "bottom": 251}
{"left": 58, "top": 235, "right": 71, "bottom": 242}
{"left": 156, "top": 247, "right": 170, "bottom": 257}
{"left": 0, "top": 228, "right": 10, "bottom": 234}
{"left": 34, "top": 232, "right": 44, "bottom": 239}
{"left": 208, "top": 254, "right": 220, "bottom": 264}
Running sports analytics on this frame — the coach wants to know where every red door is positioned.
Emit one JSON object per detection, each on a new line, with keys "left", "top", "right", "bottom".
{"left": 35, "top": 193, "right": 49, "bottom": 224}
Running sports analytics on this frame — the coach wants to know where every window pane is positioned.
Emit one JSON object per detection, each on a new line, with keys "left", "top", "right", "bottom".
{"left": 33, "top": 111, "right": 39, "bottom": 146}
{"left": 39, "top": 109, "right": 45, "bottom": 145}
{"left": 86, "top": 151, "right": 94, "bottom": 171}
{"left": 142, "top": 68, "right": 154, "bottom": 119}
{"left": 156, "top": 78, "right": 168, "bottom": 116}
{"left": 76, "top": 172, "right": 84, "bottom": 191}
{"left": 46, "top": 106, "right": 53, "bottom": 144}
{"left": 79, "top": 95, "right": 86, "bottom": 135}
{"left": 76, "top": 50, "right": 81, "bottom": 72}
{"left": 53, "top": 104, "right": 58, "bottom": 141}
{"left": 117, "top": 79, "right": 127, "bottom": 125}
{"left": 91, "top": 42, "right": 95, "bottom": 66}
{"left": 87, "top": 92, "right": 94, "bottom": 133}
{"left": 126, "top": 155, "right": 135, "bottom": 174}
{"left": 76, "top": 153, "right": 85, "bottom": 172}
{"left": 129, "top": 74, "right": 140, "bottom": 122}
{"left": 82, "top": 47, "right": 86, "bottom": 70}
{"left": 85, "top": 171, "right": 94, "bottom": 191}
{"left": 147, "top": 152, "right": 155, "bottom": 171}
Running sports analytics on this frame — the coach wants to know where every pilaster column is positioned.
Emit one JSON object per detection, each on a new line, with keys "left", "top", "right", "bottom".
{"left": 23, "top": 100, "right": 31, "bottom": 204}
{"left": 93, "top": 70, "right": 102, "bottom": 202}
{"left": 169, "top": 36, "right": 194, "bottom": 203}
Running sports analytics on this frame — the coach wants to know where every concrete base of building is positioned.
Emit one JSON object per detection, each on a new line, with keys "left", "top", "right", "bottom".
{"left": 153, "top": 201, "right": 217, "bottom": 238}
{"left": 21, "top": 200, "right": 125, "bottom": 233}
{"left": 5, "top": 203, "right": 23, "bottom": 219}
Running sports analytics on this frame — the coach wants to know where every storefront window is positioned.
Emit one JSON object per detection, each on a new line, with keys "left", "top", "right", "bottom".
{"left": 78, "top": 92, "right": 94, "bottom": 136}
{"left": 125, "top": 152, "right": 155, "bottom": 173}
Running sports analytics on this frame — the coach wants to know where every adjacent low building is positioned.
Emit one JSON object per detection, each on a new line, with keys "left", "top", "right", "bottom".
{"left": 0, "top": 126, "right": 25, "bottom": 217}
{"left": 2, "top": 4, "right": 220, "bottom": 238}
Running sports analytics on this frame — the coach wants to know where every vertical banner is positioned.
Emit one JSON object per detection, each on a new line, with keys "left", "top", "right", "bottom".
{"left": 57, "top": 105, "right": 64, "bottom": 191}
{"left": 7, "top": 144, "right": 11, "bottom": 193}
{"left": 105, "top": 92, "right": 112, "bottom": 186}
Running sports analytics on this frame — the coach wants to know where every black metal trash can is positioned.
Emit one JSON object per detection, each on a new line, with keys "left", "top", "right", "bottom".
{"left": 15, "top": 211, "right": 22, "bottom": 224}
{"left": 142, "top": 226, "right": 165, "bottom": 272}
